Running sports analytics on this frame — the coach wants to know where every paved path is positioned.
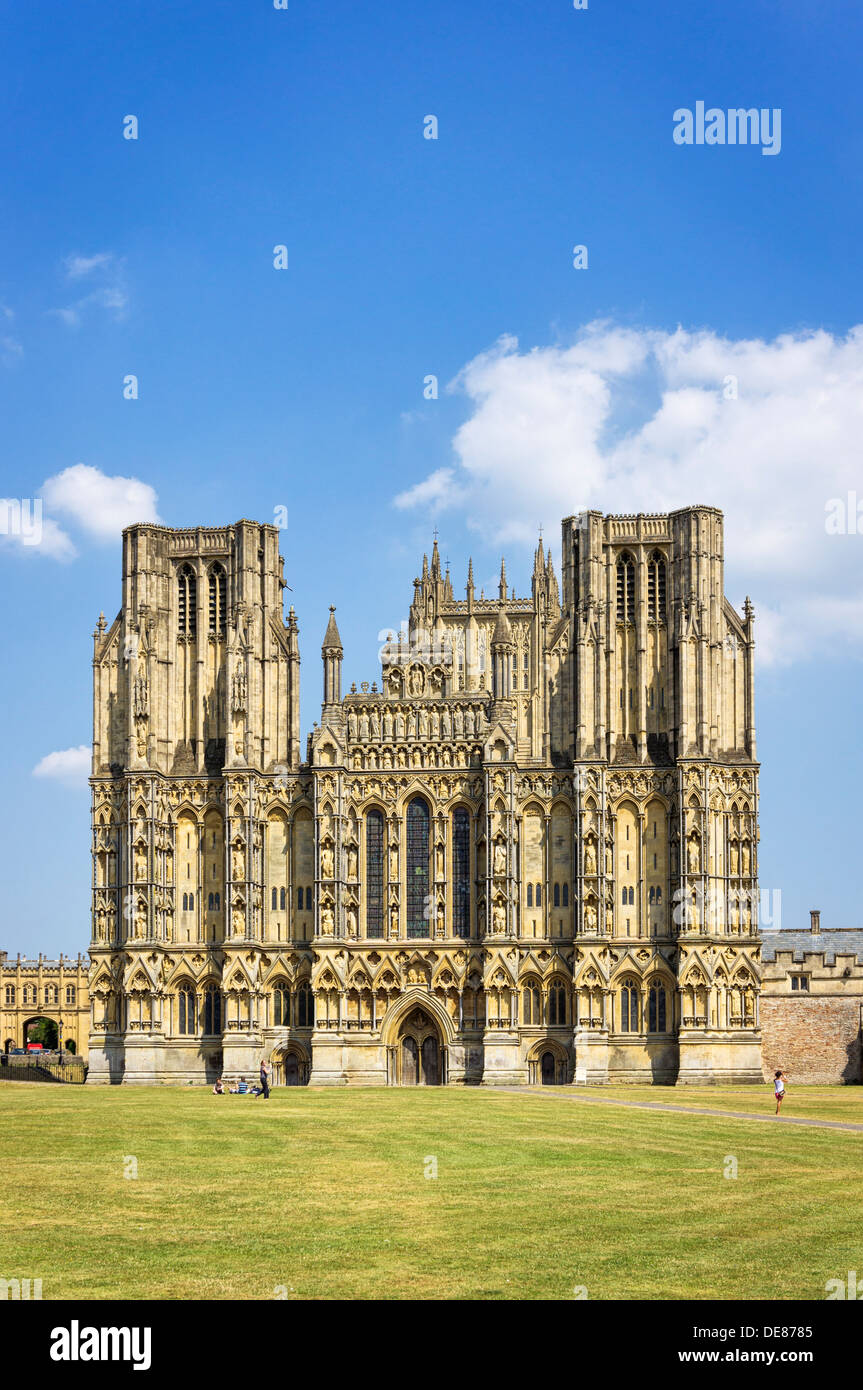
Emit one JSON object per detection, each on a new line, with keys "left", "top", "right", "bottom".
{"left": 491, "top": 1086, "right": 863, "bottom": 1133}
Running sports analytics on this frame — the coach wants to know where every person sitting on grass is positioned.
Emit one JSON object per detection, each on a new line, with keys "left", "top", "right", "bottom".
{"left": 773, "top": 1068, "right": 789, "bottom": 1114}
{"left": 236, "top": 1076, "right": 248, "bottom": 1094}
{"left": 212, "top": 1077, "right": 225, "bottom": 1095}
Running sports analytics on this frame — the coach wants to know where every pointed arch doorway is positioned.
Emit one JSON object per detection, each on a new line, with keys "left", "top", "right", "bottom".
{"left": 397, "top": 1007, "right": 442, "bottom": 1085}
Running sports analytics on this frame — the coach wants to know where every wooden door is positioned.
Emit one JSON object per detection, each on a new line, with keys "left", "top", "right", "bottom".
{"left": 541, "top": 1051, "right": 555, "bottom": 1085}
{"left": 286, "top": 1054, "right": 299, "bottom": 1086}
{"left": 421, "top": 1035, "right": 439, "bottom": 1086}
{"left": 401, "top": 1036, "right": 419, "bottom": 1085}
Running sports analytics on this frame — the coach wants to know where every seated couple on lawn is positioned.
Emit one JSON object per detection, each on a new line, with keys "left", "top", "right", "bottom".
{"left": 213, "top": 1076, "right": 263, "bottom": 1096}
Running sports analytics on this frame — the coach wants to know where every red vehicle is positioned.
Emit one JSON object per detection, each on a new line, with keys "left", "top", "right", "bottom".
{"left": 26, "top": 1042, "right": 43, "bottom": 1052}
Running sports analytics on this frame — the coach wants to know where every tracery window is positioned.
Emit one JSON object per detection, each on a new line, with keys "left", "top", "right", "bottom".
{"left": 178, "top": 564, "right": 197, "bottom": 635}
{"left": 535, "top": 883, "right": 542, "bottom": 907}
{"left": 203, "top": 988, "right": 222, "bottom": 1034}
{"left": 208, "top": 563, "right": 226, "bottom": 635}
{"left": 273, "top": 986, "right": 291, "bottom": 1027}
{"left": 295, "top": 981, "right": 313, "bottom": 1027}
{"left": 366, "top": 809, "right": 384, "bottom": 938}
{"left": 65, "top": 985, "right": 76, "bottom": 1005}
{"left": 620, "top": 980, "right": 639, "bottom": 1033}
{"left": 452, "top": 807, "right": 470, "bottom": 939}
{"left": 616, "top": 553, "right": 635, "bottom": 623}
{"left": 647, "top": 551, "right": 667, "bottom": 622}
{"left": 548, "top": 981, "right": 567, "bottom": 1026}
{"left": 522, "top": 981, "right": 541, "bottom": 1024}
{"left": 178, "top": 987, "right": 197, "bottom": 1035}
{"left": 648, "top": 981, "right": 667, "bottom": 1033}
{"left": 406, "top": 797, "right": 430, "bottom": 939}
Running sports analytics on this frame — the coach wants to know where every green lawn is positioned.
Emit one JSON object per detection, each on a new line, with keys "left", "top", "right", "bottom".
{"left": 0, "top": 1082, "right": 860, "bottom": 1300}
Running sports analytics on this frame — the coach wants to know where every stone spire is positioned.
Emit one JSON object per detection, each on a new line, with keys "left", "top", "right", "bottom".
{"left": 498, "top": 557, "right": 507, "bottom": 602}
{"left": 322, "top": 606, "right": 343, "bottom": 705}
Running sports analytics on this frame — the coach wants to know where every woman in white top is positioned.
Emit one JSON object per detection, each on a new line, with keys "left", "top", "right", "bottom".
{"left": 773, "top": 1069, "right": 788, "bottom": 1114}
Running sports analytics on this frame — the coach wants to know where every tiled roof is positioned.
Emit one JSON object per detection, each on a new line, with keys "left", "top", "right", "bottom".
{"left": 761, "top": 929, "right": 863, "bottom": 964}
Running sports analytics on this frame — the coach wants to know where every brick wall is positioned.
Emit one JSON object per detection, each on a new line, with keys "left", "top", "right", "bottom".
{"left": 760, "top": 997, "right": 862, "bottom": 1083}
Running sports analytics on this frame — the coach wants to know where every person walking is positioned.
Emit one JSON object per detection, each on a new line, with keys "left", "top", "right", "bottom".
{"left": 773, "top": 1068, "right": 788, "bottom": 1114}
{"left": 259, "top": 1057, "right": 270, "bottom": 1100}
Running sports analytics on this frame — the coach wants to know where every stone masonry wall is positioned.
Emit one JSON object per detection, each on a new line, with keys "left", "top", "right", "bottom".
{"left": 760, "top": 997, "right": 862, "bottom": 1084}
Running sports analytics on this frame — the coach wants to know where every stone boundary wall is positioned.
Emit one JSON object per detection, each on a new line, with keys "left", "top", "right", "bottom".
{"left": 760, "top": 996, "right": 862, "bottom": 1084}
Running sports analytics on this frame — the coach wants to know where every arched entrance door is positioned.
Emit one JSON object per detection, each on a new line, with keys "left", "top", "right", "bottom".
{"left": 397, "top": 1008, "right": 442, "bottom": 1085}
{"left": 540, "top": 1051, "right": 556, "bottom": 1085}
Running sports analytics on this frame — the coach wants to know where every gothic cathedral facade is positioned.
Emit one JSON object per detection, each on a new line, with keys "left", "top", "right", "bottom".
{"left": 87, "top": 508, "right": 763, "bottom": 1085}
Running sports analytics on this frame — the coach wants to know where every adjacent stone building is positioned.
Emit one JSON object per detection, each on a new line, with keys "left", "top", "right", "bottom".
{"left": 0, "top": 952, "right": 90, "bottom": 1059}
{"left": 85, "top": 507, "right": 768, "bottom": 1085}
{"left": 761, "top": 913, "right": 863, "bottom": 1083}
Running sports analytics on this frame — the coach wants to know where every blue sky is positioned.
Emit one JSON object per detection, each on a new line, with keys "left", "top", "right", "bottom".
{"left": 1, "top": 0, "right": 861, "bottom": 957}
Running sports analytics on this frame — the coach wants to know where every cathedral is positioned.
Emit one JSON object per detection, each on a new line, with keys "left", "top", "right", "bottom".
{"left": 86, "top": 507, "right": 763, "bottom": 1086}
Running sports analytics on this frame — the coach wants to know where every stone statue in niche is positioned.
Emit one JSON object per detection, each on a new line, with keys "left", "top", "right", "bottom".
{"left": 389, "top": 904, "right": 399, "bottom": 936}
{"left": 134, "top": 900, "right": 146, "bottom": 940}
{"left": 729, "top": 841, "right": 739, "bottom": 875}
{"left": 359, "top": 711, "right": 370, "bottom": 741}
{"left": 321, "top": 844, "right": 334, "bottom": 878}
{"left": 96, "top": 910, "right": 106, "bottom": 942}
{"left": 321, "top": 904, "right": 334, "bottom": 935}
{"left": 347, "top": 845, "right": 358, "bottom": 879}
{"left": 383, "top": 709, "right": 393, "bottom": 741}
{"left": 346, "top": 905, "right": 358, "bottom": 938}
{"left": 441, "top": 708, "right": 452, "bottom": 739}
{"left": 430, "top": 709, "right": 440, "bottom": 739}
{"left": 370, "top": 710, "right": 380, "bottom": 740}
{"left": 347, "top": 710, "right": 358, "bottom": 741}
{"left": 383, "top": 749, "right": 392, "bottom": 769}
{"left": 418, "top": 707, "right": 429, "bottom": 739}
{"left": 135, "top": 722, "right": 148, "bottom": 757}
{"left": 232, "top": 905, "right": 244, "bottom": 937}
{"left": 232, "top": 843, "right": 246, "bottom": 880}
{"left": 436, "top": 842, "right": 444, "bottom": 877}
{"left": 687, "top": 836, "right": 700, "bottom": 874}
{"left": 741, "top": 840, "right": 750, "bottom": 874}
{"left": 164, "top": 909, "right": 173, "bottom": 942}
{"left": 397, "top": 748, "right": 407, "bottom": 767}
{"left": 454, "top": 706, "right": 464, "bottom": 738}
{"left": 395, "top": 709, "right": 405, "bottom": 739}
{"left": 493, "top": 840, "right": 506, "bottom": 876}
{"left": 605, "top": 905, "right": 614, "bottom": 934}
{"left": 134, "top": 843, "right": 147, "bottom": 879}
{"left": 492, "top": 902, "right": 506, "bottom": 933}
{"left": 585, "top": 903, "right": 598, "bottom": 933}
{"left": 436, "top": 902, "right": 445, "bottom": 936}
{"left": 389, "top": 845, "right": 398, "bottom": 878}
{"left": 465, "top": 707, "right": 475, "bottom": 738}
{"left": 584, "top": 841, "right": 597, "bottom": 876}
{"left": 410, "top": 667, "right": 423, "bottom": 696}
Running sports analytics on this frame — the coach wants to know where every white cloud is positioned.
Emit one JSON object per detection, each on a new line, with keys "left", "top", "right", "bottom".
{"left": 50, "top": 252, "right": 128, "bottom": 324}
{"left": 1, "top": 335, "right": 23, "bottom": 364}
{"left": 0, "top": 500, "right": 76, "bottom": 560}
{"left": 64, "top": 252, "right": 114, "bottom": 279}
{"left": 42, "top": 463, "right": 160, "bottom": 540}
{"left": 32, "top": 745, "right": 90, "bottom": 785}
{"left": 394, "top": 467, "right": 463, "bottom": 512}
{"left": 394, "top": 323, "right": 863, "bottom": 666}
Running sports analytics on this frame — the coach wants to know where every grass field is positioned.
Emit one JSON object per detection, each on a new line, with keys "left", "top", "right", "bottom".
{"left": 1, "top": 1082, "right": 860, "bottom": 1301}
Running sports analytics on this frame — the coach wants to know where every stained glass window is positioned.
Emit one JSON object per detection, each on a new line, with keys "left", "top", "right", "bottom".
{"left": 366, "top": 809, "right": 384, "bottom": 938}
{"left": 406, "top": 797, "right": 430, "bottom": 939}
{"left": 452, "top": 807, "right": 470, "bottom": 938}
